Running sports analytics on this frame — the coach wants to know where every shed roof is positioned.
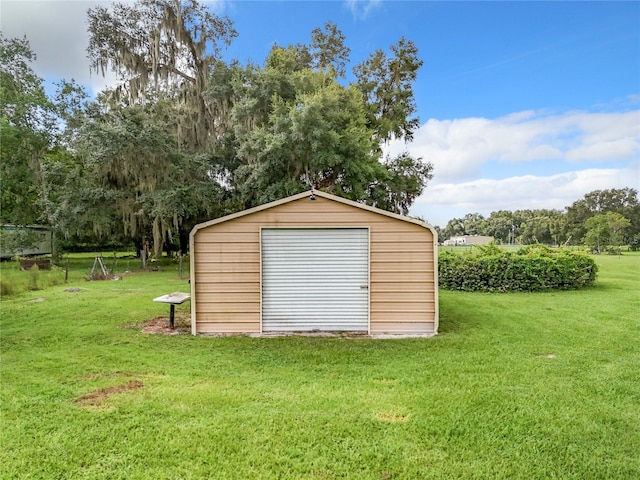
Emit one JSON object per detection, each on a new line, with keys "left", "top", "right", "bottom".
{"left": 191, "top": 190, "right": 436, "bottom": 237}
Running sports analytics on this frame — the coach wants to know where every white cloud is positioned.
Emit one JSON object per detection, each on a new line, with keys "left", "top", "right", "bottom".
{"left": 1, "top": 0, "right": 116, "bottom": 95}
{"left": 410, "top": 166, "right": 640, "bottom": 227}
{"left": 396, "top": 106, "right": 640, "bottom": 226}
{"left": 387, "top": 109, "right": 640, "bottom": 183}
{"left": 0, "top": 0, "right": 226, "bottom": 96}
{"left": 344, "top": 0, "right": 381, "bottom": 19}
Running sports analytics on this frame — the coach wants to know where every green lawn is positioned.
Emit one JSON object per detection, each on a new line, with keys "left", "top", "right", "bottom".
{"left": 1, "top": 253, "right": 639, "bottom": 479}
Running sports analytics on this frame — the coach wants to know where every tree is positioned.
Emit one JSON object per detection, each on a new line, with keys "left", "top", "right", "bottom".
{"left": 462, "top": 213, "right": 487, "bottom": 236}
{"left": 226, "top": 44, "right": 432, "bottom": 213}
{"left": 85, "top": 3, "right": 433, "bottom": 240}
{"left": 441, "top": 218, "right": 464, "bottom": 240}
{"left": 484, "top": 211, "right": 515, "bottom": 244}
{"left": 0, "top": 36, "right": 104, "bottom": 261}
{"left": 87, "top": 0, "right": 237, "bottom": 148}
{"left": 85, "top": 0, "right": 244, "bottom": 254}
{"left": 518, "top": 209, "right": 565, "bottom": 246}
{"left": 232, "top": 68, "right": 384, "bottom": 206}
{"left": 367, "top": 152, "right": 433, "bottom": 216}
{"left": 71, "top": 96, "right": 228, "bottom": 256}
{"left": 441, "top": 213, "right": 486, "bottom": 241}
{"left": 353, "top": 37, "right": 423, "bottom": 144}
{"left": 566, "top": 188, "right": 640, "bottom": 245}
{"left": 583, "top": 212, "right": 631, "bottom": 253}
{"left": 310, "top": 21, "right": 350, "bottom": 78}
{"left": 0, "top": 34, "right": 54, "bottom": 226}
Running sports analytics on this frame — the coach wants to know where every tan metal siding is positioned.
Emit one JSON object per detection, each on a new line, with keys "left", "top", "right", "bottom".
{"left": 194, "top": 251, "right": 260, "bottom": 263}
{"left": 374, "top": 291, "right": 436, "bottom": 302}
{"left": 197, "top": 302, "right": 260, "bottom": 313}
{"left": 370, "top": 271, "right": 434, "bottom": 283}
{"left": 194, "top": 272, "right": 260, "bottom": 283}
{"left": 370, "top": 321, "right": 435, "bottom": 335}
{"left": 192, "top": 195, "right": 436, "bottom": 335}
{"left": 195, "top": 242, "right": 256, "bottom": 253}
{"left": 197, "top": 321, "right": 261, "bottom": 334}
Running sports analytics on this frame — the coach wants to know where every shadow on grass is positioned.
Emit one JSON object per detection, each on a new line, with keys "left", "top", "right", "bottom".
{"left": 437, "top": 297, "right": 485, "bottom": 336}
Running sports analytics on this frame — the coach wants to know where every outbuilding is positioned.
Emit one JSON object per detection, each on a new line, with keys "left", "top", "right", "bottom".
{"left": 189, "top": 190, "right": 438, "bottom": 336}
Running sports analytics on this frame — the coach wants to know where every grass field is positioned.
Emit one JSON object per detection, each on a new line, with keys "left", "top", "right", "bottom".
{"left": 1, "top": 253, "right": 639, "bottom": 479}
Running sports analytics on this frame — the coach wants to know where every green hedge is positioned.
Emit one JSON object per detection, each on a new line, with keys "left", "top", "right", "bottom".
{"left": 438, "top": 244, "right": 598, "bottom": 292}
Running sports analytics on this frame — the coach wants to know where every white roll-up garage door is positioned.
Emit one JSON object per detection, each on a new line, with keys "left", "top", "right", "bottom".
{"left": 261, "top": 228, "right": 369, "bottom": 332}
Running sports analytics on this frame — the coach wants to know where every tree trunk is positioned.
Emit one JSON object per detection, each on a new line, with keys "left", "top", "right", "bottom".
{"left": 141, "top": 236, "right": 148, "bottom": 269}
{"left": 51, "top": 230, "right": 59, "bottom": 265}
{"left": 179, "top": 230, "right": 190, "bottom": 255}
{"left": 133, "top": 236, "right": 143, "bottom": 258}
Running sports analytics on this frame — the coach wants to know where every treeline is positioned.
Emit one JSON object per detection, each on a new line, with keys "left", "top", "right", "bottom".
{"left": 1, "top": 0, "right": 432, "bottom": 259}
{"left": 438, "top": 187, "right": 640, "bottom": 251}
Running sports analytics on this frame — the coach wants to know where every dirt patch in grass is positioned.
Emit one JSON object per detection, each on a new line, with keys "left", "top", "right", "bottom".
{"left": 376, "top": 412, "right": 410, "bottom": 422}
{"left": 75, "top": 380, "right": 143, "bottom": 409}
{"left": 373, "top": 378, "right": 398, "bottom": 385}
{"left": 141, "top": 315, "right": 190, "bottom": 334}
{"left": 79, "top": 372, "right": 136, "bottom": 381}
{"left": 122, "top": 313, "right": 191, "bottom": 335}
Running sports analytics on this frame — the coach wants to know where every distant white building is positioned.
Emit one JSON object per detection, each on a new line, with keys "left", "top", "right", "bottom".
{"left": 443, "top": 235, "right": 494, "bottom": 246}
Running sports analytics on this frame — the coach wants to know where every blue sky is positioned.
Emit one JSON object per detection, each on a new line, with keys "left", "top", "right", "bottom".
{"left": 2, "top": 0, "right": 639, "bottom": 226}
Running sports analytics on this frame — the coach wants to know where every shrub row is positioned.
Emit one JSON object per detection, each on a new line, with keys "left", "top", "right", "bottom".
{"left": 439, "top": 245, "right": 598, "bottom": 292}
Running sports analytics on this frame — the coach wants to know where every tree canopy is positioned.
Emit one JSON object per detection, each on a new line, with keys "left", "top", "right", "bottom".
{"left": 2, "top": 0, "right": 434, "bottom": 257}
{"left": 0, "top": 34, "right": 54, "bottom": 226}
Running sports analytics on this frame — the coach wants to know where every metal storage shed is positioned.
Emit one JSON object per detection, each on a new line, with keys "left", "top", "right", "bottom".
{"left": 189, "top": 190, "right": 438, "bottom": 336}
